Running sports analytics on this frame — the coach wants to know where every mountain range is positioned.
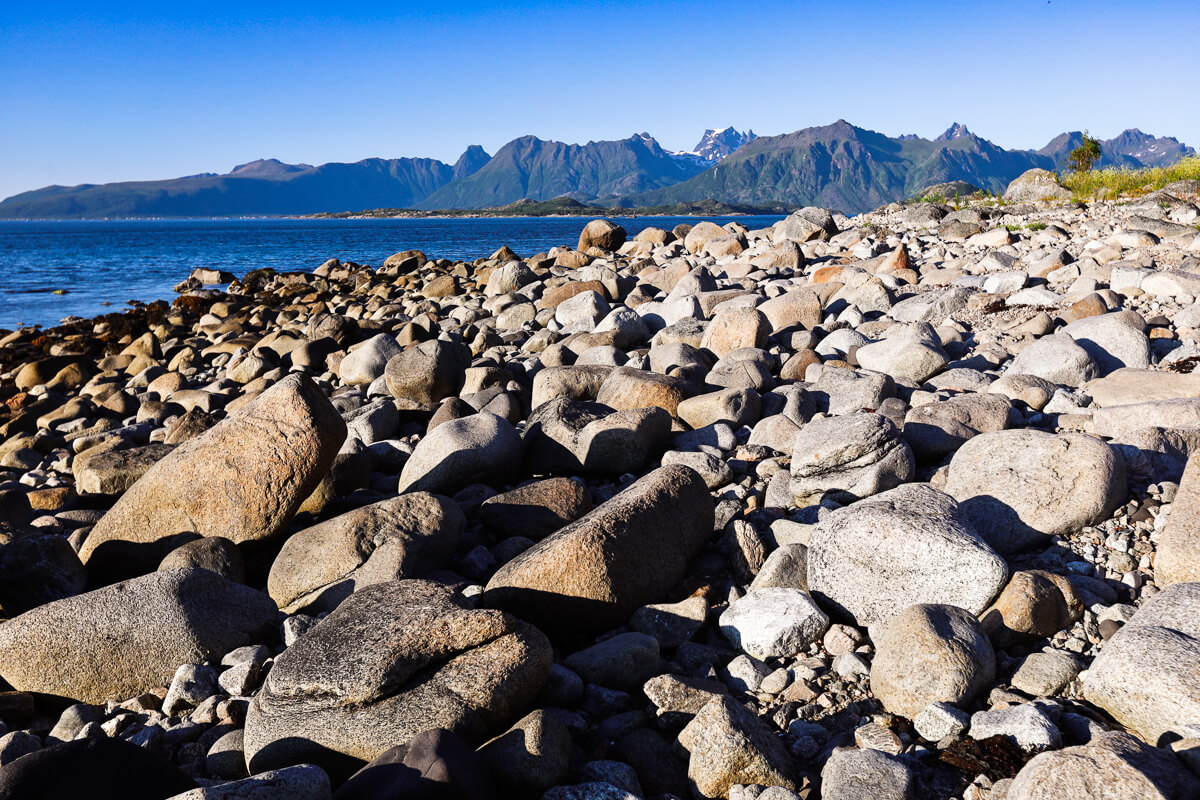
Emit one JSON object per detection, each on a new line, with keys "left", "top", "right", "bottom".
{"left": 0, "top": 123, "right": 1191, "bottom": 219}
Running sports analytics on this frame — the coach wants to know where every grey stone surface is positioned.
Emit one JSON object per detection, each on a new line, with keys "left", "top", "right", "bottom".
{"left": 807, "top": 483, "right": 1008, "bottom": 627}
{"left": 0, "top": 567, "right": 278, "bottom": 704}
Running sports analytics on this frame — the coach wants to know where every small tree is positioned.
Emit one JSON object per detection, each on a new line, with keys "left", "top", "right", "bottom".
{"left": 1066, "top": 131, "right": 1103, "bottom": 174}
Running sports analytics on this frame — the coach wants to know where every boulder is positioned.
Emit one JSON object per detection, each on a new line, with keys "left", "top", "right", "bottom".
{"left": 856, "top": 326, "right": 949, "bottom": 383}
{"left": 397, "top": 412, "right": 522, "bottom": 494}
{"left": 166, "top": 765, "right": 331, "bottom": 800}
{"left": 819, "top": 748, "right": 917, "bottom": 800}
{"left": 676, "top": 388, "right": 761, "bottom": 430}
{"left": 268, "top": 493, "right": 465, "bottom": 614}
{"left": 158, "top": 537, "right": 245, "bottom": 584}
{"left": 1004, "top": 169, "right": 1071, "bottom": 203}
{"left": 944, "top": 430, "right": 1125, "bottom": 554}
{"left": 332, "top": 728, "right": 494, "bottom": 800}
{"left": 338, "top": 333, "right": 402, "bottom": 386}
{"left": 0, "top": 535, "right": 86, "bottom": 614}
{"left": 790, "top": 413, "right": 915, "bottom": 502}
{"left": 478, "top": 710, "right": 571, "bottom": 791}
{"left": 523, "top": 399, "right": 671, "bottom": 476}
{"left": 1062, "top": 313, "right": 1151, "bottom": 375}
{"left": 483, "top": 465, "right": 714, "bottom": 634}
{"left": 870, "top": 603, "right": 995, "bottom": 719}
{"left": 595, "top": 367, "right": 688, "bottom": 417}
{"left": 979, "top": 570, "right": 1083, "bottom": 649}
{"left": 563, "top": 633, "right": 661, "bottom": 692}
{"left": 1006, "top": 333, "right": 1098, "bottom": 387}
{"left": 806, "top": 484, "right": 1008, "bottom": 627}
{"left": 79, "top": 375, "right": 345, "bottom": 565}
{"left": 1155, "top": 455, "right": 1200, "bottom": 587}
{"left": 0, "top": 737, "right": 197, "bottom": 800}
{"left": 699, "top": 308, "right": 768, "bottom": 358}
{"left": 74, "top": 443, "right": 175, "bottom": 495}
{"left": 718, "top": 588, "right": 829, "bottom": 660}
{"left": 969, "top": 704, "right": 1060, "bottom": 751}
{"left": 479, "top": 478, "right": 593, "bottom": 541}
{"left": 1084, "top": 582, "right": 1200, "bottom": 744}
{"left": 384, "top": 339, "right": 472, "bottom": 411}
{"left": 244, "top": 580, "right": 552, "bottom": 776}
{"left": 578, "top": 220, "right": 627, "bottom": 252}
{"left": 679, "top": 696, "right": 797, "bottom": 798}
{"left": 902, "top": 393, "right": 1011, "bottom": 464}
{"left": 0, "top": 568, "right": 278, "bottom": 704}
{"left": 1007, "top": 732, "right": 1200, "bottom": 800}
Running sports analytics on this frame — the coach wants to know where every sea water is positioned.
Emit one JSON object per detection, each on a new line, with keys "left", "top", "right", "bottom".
{"left": 0, "top": 216, "right": 784, "bottom": 330}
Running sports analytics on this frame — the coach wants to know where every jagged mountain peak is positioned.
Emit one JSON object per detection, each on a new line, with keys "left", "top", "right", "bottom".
{"left": 937, "top": 123, "right": 973, "bottom": 141}
{"left": 682, "top": 127, "right": 758, "bottom": 161}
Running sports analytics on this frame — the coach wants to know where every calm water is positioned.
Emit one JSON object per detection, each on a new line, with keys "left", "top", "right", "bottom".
{"left": 0, "top": 216, "right": 783, "bottom": 330}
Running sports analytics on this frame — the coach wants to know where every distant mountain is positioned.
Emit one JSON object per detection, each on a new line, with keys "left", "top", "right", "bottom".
{"left": 669, "top": 127, "right": 757, "bottom": 172}
{"left": 622, "top": 120, "right": 1057, "bottom": 214}
{"left": 1, "top": 122, "right": 1192, "bottom": 219}
{"left": 936, "top": 122, "right": 973, "bottom": 141}
{"left": 0, "top": 153, "right": 482, "bottom": 219}
{"left": 415, "top": 133, "right": 707, "bottom": 210}
{"left": 1038, "top": 129, "right": 1195, "bottom": 169}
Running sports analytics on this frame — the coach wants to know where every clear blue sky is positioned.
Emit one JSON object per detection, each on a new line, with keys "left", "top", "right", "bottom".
{"left": 2, "top": 0, "right": 1197, "bottom": 201}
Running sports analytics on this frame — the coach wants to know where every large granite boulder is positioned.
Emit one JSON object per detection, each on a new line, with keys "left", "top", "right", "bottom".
{"left": 482, "top": 465, "right": 714, "bottom": 634}
{"left": 0, "top": 738, "right": 197, "bottom": 800}
{"left": 244, "top": 580, "right": 552, "bottom": 776}
{"left": 806, "top": 484, "right": 1008, "bottom": 628}
{"left": 790, "top": 413, "right": 915, "bottom": 503}
{"left": 678, "top": 696, "right": 797, "bottom": 798}
{"left": 870, "top": 603, "right": 995, "bottom": 718}
{"left": 79, "top": 375, "right": 345, "bottom": 566}
{"left": 1084, "top": 582, "right": 1200, "bottom": 744}
{"left": 1156, "top": 455, "right": 1200, "bottom": 587}
{"left": 397, "top": 412, "right": 522, "bottom": 494}
{"left": 1007, "top": 731, "right": 1200, "bottom": 800}
{"left": 384, "top": 339, "right": 472, "bottom": 411}
{"left": 944, "top": 430, "right": 1125, "bottom": 554}
{"left": 0, "top": 568, "right": 278, "bottom": 704}
{"left": 523, "top": 399, "right": 671, "bottom": 476}
{"left": 267, "top": 493, "right": 465, "bottom": 614}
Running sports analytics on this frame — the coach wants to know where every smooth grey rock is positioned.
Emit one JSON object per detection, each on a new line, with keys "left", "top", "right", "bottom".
{"left": 944, "top": 430, "right": 1125, "bottom": 554}
{"left": 819, "top": 747, "right": 916, "bottom": 800}
{"left": 524, "top": 399, "right": 671, "bottom": 476}
{"left": 970, "top": 704, "right": 1061, "bottom": 750}
{"left": 339, "top": 334, "right": 402, "bottom": 386}
{"left": 244, "top": 580, "right": 552, "bottom": 775}
{"left": 1006, "top": 333, "right": 1098, "bottom": 387}
{"left": 166, "top": 764, "right": 331, "bottom": 800}
{"left": 0, "top": 568, "right": 278, "bottom": 704}
{"left": 807, "top": 484, "right": 1008, "bottom": 627}
{"left": 397, "top": 412, "right": 521, "bottom": 494}
{"left": 719, "top": 588, "right": 829, "bottom": 660}
{"left": 870, "top": 604, "right": 995, "bottom": 719}
{"left": 1010, "top": 651, "right": 1081, "bottom": 697}
{"left": 790, "top": 413, "right": 915, "bottom": 502}
{"left": 1006, "top": 731, "right": 1200, "bottom": 799}
{"left": 1084, "top": 582, "right": 1200, "bottom": 744}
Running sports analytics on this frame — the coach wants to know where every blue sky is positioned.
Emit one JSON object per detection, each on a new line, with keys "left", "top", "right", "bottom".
{"left": 2, "top": 0, "right": 1197, "bottom": 200}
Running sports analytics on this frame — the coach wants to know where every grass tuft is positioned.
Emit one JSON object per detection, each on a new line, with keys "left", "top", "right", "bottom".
{"left": 1060, "top": 156, "right": 1200, "bottom": 201}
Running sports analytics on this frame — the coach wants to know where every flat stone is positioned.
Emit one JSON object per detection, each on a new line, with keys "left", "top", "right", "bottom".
{"left": 719, "top": 588, "right": 829, "bottom": 660}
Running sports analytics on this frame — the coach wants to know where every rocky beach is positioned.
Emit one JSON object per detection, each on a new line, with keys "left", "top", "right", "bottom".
{"left": 3, "top": 168, "right": 1200, "bottom": 799}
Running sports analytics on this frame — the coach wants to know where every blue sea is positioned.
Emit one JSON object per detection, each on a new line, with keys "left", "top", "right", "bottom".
{"left": 0, "top": 216, "right": 784, "bottom": 331}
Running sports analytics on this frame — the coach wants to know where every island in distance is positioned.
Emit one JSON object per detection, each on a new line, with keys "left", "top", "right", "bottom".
{"left": 0, "top": 121, "right": 1191, "bottom": 219}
